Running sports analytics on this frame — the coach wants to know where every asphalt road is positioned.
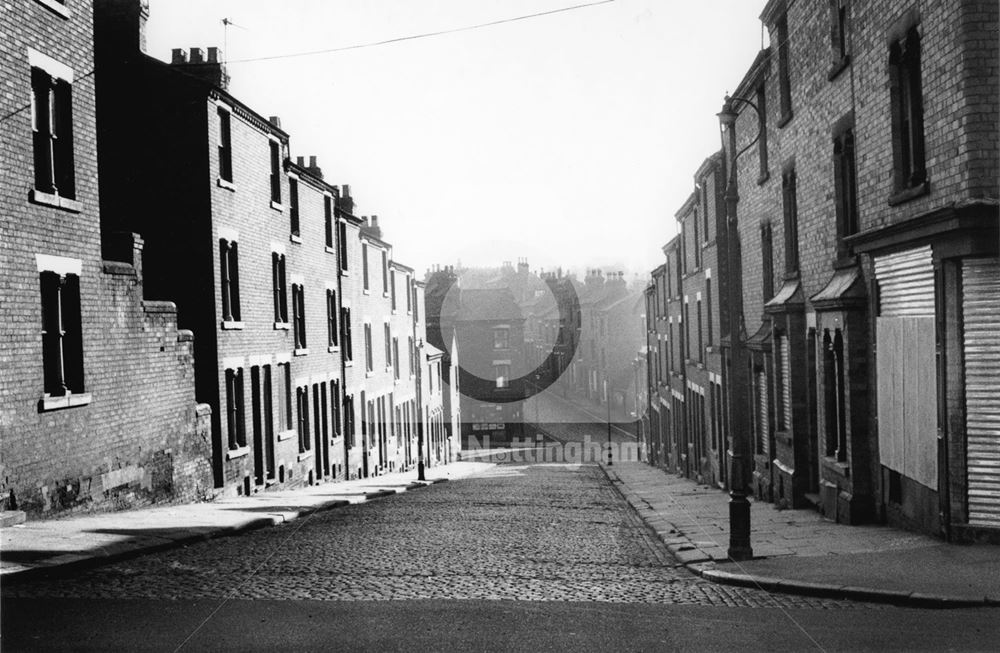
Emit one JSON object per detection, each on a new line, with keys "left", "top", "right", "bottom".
{"left": 4, "top": 413, "right": 1000, "bottom": 651}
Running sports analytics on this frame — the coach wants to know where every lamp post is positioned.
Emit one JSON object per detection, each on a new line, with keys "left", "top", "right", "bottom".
{"left": 415, "top": 338, "right": 426, "bottom": 481}
{"left": 605, "top": 378, "right": 613, "bottom": 466}
{"left": 717, "top": 94, "right": 760, "bottom": 562}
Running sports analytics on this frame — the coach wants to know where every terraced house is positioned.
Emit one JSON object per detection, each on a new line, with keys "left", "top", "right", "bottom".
{"left": 1, "top": 0, "right": 212, "bottom": 517}
{"left": 646, "top": 0, "right": 998, "bottom": 541}
{"left": 91, "top": 0, "right": 456, "bottom": 496}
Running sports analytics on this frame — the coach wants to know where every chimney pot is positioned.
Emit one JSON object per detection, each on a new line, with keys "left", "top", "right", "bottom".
{"left": 342, "top": 184, "right": 351, "bottom": 198}
{"left": 207, "top": 46, "right": 221, "bottom": 63}
{"left": 171, "top": 48, "right": 188, "bottom": 64}
{"left": 269, "top": 115, "right": 281, "bottom": 128}
{"left": 189, "top": 47, "right": 204, "bottom": 63}
{"left": 371, "top": 215, "right": 379, "bottom": 227}
{"left": 296, "top": 156, "right": 305, "bottom": 166}
{"left": 309, "top": 155, "right": 317, "bottom": 168}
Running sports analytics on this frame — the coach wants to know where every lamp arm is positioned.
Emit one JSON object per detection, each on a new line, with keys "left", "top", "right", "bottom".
{"left": 726, "top": 96, "right": 763, "bottom": 164}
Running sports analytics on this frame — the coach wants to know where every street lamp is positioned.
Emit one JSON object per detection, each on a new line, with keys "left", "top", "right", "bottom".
{"left": 717, "top": 93, "right": 760, "bottom": 562}
{"left": 605, "top": 378, "right": 612, "bottom": 466}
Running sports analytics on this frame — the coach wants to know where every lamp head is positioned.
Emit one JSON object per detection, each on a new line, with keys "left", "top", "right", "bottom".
{"left": 717, "top": 95, "right": 738, "bottom": 128}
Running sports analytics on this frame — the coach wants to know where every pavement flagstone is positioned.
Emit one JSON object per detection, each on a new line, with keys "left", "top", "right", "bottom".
{"left": 602, "top": 460, "right": 1000, "bottom": 607}
{"left": 0, "top": 462, "right": 493, "bottom": 582}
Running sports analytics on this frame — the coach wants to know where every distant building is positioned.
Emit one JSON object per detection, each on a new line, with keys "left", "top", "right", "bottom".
{"left": 1, "top": 0, "right": 212, "bottom": 516}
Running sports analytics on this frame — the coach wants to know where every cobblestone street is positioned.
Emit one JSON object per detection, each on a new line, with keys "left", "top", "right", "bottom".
{"left": 7, "top": 463, "right": 865, "bottom": 609}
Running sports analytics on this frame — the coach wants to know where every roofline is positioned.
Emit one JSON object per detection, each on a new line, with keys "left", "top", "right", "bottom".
{"left": 286, "top": 160, "right": 338, "bottom": 195}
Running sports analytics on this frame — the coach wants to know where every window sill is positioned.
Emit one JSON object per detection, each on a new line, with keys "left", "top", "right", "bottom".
{"left": 226, "top": 446, "right": 250, "bottom": 460}
{"left": 383, "top": 292, "right": 390, "bottom": 298}
{"left": 822, "top": 456, "right": 850, "bottom": 477}
{"left": 221, "top": 320, "right": 245, "bottom": 330}
{"left": 325, "top": 246, "right": 336, "bottom": 255}
{"left": 887, "top": 181, "right": 930, "bottom": 207}
{"left": 217, "top": 178, "right": 237, "bottom": 192}
{"left": 274, "top": 321, "right": 291, "bottom": 330}
{"left": 293, "top": 348, "right": 309, "bottom": 357}
{"left": 277, "top": 429, "right": 297, "bottom": 442}
{"left": 297, "top": 450, "right": 314, "bottom": 462}
{"left": 39, "top": 392, "right": 92, "bottom": 412}
{"left": 366, "top": 371, "right": 375, "bottom": 378}
{"left": 344, "top": 360, "right": 353, "bottom": 367}
{"left": 289, "top": 234, "right": 302, "bottom": 244}
{"left": 757, "top": 170, "right": 770, "bottom": 186}
{"left": 34, "top": 0, "right": 70, "bottom": 18}
{"left": 271, "top": 201, "right": 284, "bottom": 212}
{"left": 30, "top": 189, "right": 81, "bottom": 213}
{"left": 777, "top": 111, "right": 793, "bottom": 129}
{"left": 827, "top": 55, "right": 850, "bottom": 82}
{"left": 363, "top": 289, "right": 370, "bottom": 295}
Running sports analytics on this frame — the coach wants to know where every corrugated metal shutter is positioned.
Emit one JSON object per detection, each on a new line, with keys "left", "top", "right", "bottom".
{"left": 780, "top": 335, "right": 792, "bottom": 430}
{"left": 963, "top": 258, "right": 1000, "bottom": 527}
{"left": 874, "top": 245, "right": 938, "bottom": 489}
{"left": 874, "top": 245, "right": 935, "bottom": 317}
{"left": 757, "top": 370, "right": 768, "bottom": 455}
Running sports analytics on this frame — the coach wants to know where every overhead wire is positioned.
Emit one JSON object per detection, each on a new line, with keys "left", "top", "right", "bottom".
{"left": 222, "top": 0, "right": 618, "bottom": 64}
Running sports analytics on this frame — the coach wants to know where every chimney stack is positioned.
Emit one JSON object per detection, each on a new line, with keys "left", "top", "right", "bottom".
{"left": 166, "top": 42, "right": 229, "bottom": 89}
{"left": 337, "top": 184, "right": 354, "bottom": 216}
{"left": 305, "top": 155, "right": 323, "bottom": 180}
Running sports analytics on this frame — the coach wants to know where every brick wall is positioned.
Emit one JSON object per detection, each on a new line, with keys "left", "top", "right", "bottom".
{"left": 1, "top": 2, "right": 210, "bottom": 517}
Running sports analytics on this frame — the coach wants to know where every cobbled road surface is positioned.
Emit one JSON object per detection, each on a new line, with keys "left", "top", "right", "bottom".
{"left": 5, "top": 463, "right": 863, "bottom": 609}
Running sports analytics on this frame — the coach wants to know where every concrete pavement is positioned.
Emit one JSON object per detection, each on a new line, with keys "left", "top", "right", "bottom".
{"left": 0, "top": 461, "right": 493, "bottom": 583}
{"left": 603, "top": 461, "right": 1000, "bottom": 608}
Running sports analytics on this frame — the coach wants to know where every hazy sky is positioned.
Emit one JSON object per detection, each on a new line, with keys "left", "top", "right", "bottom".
{"left": 144, "top": 0, "right": 764, "bottom": 277}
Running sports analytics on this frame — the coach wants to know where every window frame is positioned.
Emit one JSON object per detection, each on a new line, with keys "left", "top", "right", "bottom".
{"left": 37, "top": 257, "right": 87, "bottom": 408}
{"left": 29, "top": 50, "right": 77, "bottom": 207}
{"left": 220, "top": 237, "right": 242, "bottom": 327}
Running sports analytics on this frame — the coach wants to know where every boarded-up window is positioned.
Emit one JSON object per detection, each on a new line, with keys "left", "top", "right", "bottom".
{"left": 874, "top": 246, "right": 936, "bottom": 490}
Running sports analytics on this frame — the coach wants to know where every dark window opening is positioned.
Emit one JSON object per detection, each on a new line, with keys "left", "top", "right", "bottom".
{"left": 226, "top": 368, "right": 246, "bottom": 449}
{"left": 220, "top": 239, "right": 241, "bottom": 322}
{"left": 217, "top": 107, "right": 232, "bottom": 182}
{"left": 341, "top": 307, "right": 353, "bottom": 361}
{"left": 776, "top": 12, "right": 793, "bottom": 124}
{"left": 327, "top": 289, "right": 338, "bottom": 347}
{"left": 889, "top": 26, "right": 927, "bottom": 194}
{"left": 756, "top": 82, "right": 769, "bottom": 179}
{"left": 324, "top": 196, "right": 333, "bottom": 248}
{"left": 40, "top": 270, "right": 83, "bottom": 396}
{"left": 362, "top": 244, "right": 369, "bottom": 290}
{"left": 289, "top": 177, "right": 300, "bottom": 236}
{"left": 296, "top": 386, "right": 310, "bottom": 453}
{"left": 833, "top": 126, "right": 859, "bottom": 257}
{"left": 269, "top": 140, "right": 281, "bottom": 203}
{"left": 292, "top": 283, "right": 306, "bottom": 349}
{"left": 761, "top": 222, "right": 774, "bottom": 301}
{"left": 781, "top": 167, "right": 799, "bottom": 274}
{"left": 272, "top": 252, "right": 287, "bottom": 323}
{"left": 338, "top": 222, "right": 348, "bottom": 272}
{"left": 31, "top": 68, "right": 75, "bottom": 198}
